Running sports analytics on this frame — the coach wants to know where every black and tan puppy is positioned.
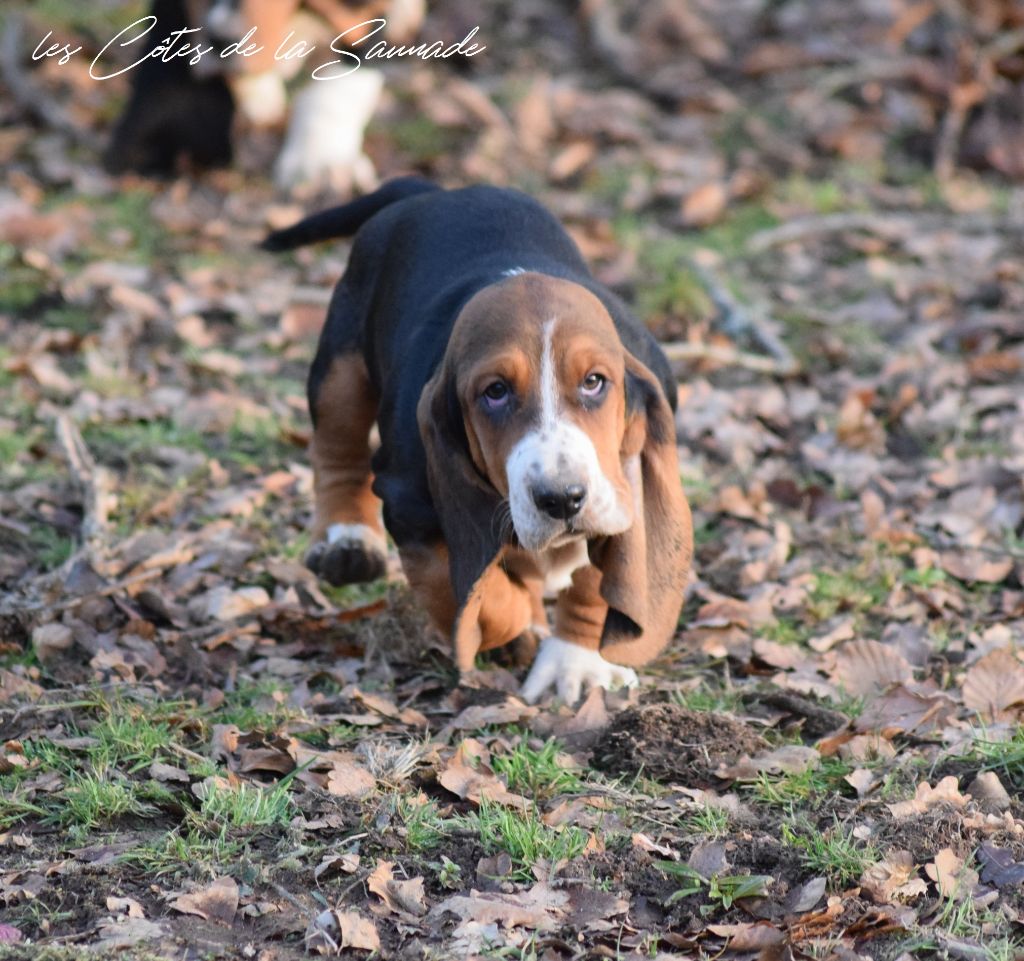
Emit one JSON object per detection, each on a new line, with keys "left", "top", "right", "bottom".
{"left": 264, "top": 178, "right": 693, "bottom": 702}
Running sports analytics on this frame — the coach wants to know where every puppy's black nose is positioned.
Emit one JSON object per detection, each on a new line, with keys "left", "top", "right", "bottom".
{"left": 533, "top": 484, "right": 586, "bottom": 520}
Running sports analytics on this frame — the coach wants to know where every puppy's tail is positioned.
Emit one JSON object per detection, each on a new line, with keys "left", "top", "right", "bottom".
{"left": 260, "top": 177, "right": 439, "bottom": 251}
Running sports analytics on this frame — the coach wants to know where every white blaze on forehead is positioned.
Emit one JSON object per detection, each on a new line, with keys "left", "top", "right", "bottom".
{"left": 505, "top": 316, "right": 633, "bottom": 553}
{"left": 539, "top": 318, "right": 559, "bottom": 431}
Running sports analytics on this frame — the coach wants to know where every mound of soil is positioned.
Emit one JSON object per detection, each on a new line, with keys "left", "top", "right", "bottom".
{"left": 592, "top": 703, "right": 768, "bottom": 786}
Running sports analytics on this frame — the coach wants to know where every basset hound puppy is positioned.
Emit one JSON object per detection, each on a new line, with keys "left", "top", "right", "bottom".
{"left": 263, "top": 178, "right": 693, "bottom": 702}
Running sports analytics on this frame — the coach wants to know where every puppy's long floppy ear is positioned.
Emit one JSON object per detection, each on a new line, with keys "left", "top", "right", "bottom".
{"left": 417, "top": 361, "right": 507, "bottom": 666}
{"left": 590, "top": 355, "right": 692, "bottom": 666}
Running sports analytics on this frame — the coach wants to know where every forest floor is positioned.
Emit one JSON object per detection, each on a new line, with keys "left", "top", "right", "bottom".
{"left": 1, "top": 1, "right": 1024, "bottom": 959}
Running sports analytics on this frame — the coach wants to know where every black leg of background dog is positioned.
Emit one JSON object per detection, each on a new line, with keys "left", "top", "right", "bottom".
{"left": 103, "top": 0, "right": 234, "bottom": 176}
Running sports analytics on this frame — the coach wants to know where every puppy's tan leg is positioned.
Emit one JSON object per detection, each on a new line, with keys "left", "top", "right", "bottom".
{"left": 398, "top": 542, "right": 458, "bottom": 640}
{"left": 306, "top": 353, "right": 388, "bottom": 585}
{"left": 400, "top": 545, "right": 540, "bottom": 669}
{"left": 551, "top": 565, "right": 605, "bottom": 651}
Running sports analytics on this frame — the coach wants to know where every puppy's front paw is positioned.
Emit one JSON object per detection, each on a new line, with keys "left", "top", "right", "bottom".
{"left": 306, "top": 523, "right": 388, "bottom": 586}
{"left": 520, "top": 636, "right": 638, "bottom": 705}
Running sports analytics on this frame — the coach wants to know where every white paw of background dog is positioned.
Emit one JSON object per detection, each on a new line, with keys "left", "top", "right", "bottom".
{"left": 520, "top": 635, "right": 638, "bottom": 704}
{"left": 274, "top": 70, "right": 384, "bottom": 194}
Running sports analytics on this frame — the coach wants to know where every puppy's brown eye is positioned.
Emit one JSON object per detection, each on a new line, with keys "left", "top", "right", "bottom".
{"left": 482, "top": 381, "right": 510, "bottom": 409}
{"left": 580, "top": 372, "right": 606, "bottom": 397}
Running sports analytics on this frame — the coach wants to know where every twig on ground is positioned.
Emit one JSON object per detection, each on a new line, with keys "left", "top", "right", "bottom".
{"left": 55, "top": 413, "right": 112, "bottom": 553}
{"left": 682, "top": 255, "right": 800, "bottom": 376}
{"left": 785, "top": 56, "right": 932, "bottom": 100}
{"left": 917, "top": 529, "right": 1024, "bottom": 561}
{"left": 0, "top": 16, "right": 103, "bottom": 150}
{"left": 272, "top": 882, "right": 312, "bottom": 916}
{"left": 745, "top": 210, "right": 1023, "bottom": 254}
{"left": 0, "top": 416, "right": 121, "bottom": 619}
{"left": 661, "top": 341, "right": 797, "bottom": 376}
{"left": 1, "top": 570, "right": 163, "bottom": 617}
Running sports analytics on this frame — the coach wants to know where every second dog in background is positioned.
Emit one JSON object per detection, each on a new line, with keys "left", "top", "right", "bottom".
{"left": 105, "top": 0, "right": 424, "bottom": 192}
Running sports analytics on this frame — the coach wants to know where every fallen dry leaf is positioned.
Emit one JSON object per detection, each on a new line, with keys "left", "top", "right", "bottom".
{"left": 431, "top": 884, "right": 569, "bottom": 931}
{"left": 978, "top": 844, "right": 1024, "bottom": 888}
{"left": 844, "top": 767, "right": 877, "bottom": 797}
{"left": 967, "top": 771, "right": 1011, "bottom": 811}
{"left": 855, "top": 684, "right": 957, "bottom": 737}
{"left": 367, "top": 860, "right": 428, "bottom": 918}
{"left": 833, "top": 640, "right": 913, "bottom": 696}
{"left": 106, "top": 896, "right": 144, "bottom": 918}
{"left": 707, "top": 921, "right": 787, "bottom": 950}
{"left": 681, "top": 182, "right": 728, "bottom": 227}
{"left": 860, "top": 851, "right": 928, "bottom": 904}
{"left": 31, "top": 623, "right": 73, "bottom": 662}
{"left": 887, "top": 778, "right": 970, "bottom": 819}
{"left": 447, "top": 698, "right": 538, "bottom": 731}
{"left": 314, "top": 852, "right": 360, "bottom": 880}
{"left": 170, "top": 876, "right": 238, "bottom": 925}
{"left": 925, "top": 847, "right": 978, "bottom": 899}
{"left": 962, "top": 648, "right": 1024, "bottom": 721}
{"left": 717, "top": 744, "right": 819, "bottom": 780}
{"left": 325, "top": 760, "right": 377, "bottom": 798}
{"left": 305, "top": 908, "right": 380, "bottom": 954}
{"left": 939, "top": 551, "right": 1013, "bottom": 585}
{"left": 438, "top": 739, "right": 531, "bottom": 811}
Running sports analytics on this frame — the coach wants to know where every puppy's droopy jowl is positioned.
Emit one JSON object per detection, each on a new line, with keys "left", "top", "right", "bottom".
{"left": 263, "top": 179, "right": 693, "bottom": 703}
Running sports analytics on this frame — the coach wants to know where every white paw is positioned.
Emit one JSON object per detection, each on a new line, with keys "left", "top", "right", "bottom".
{"left": 325, "top": 522, "right": 385, "bottom": 551}
{"left": 520, "top": 636, "right": 638, "bottom": 705}
{"left": 274, "top": 72, "right": 383, "bottom": 192}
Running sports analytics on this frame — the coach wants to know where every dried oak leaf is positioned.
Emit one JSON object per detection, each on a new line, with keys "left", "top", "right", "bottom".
{"left": 681, "top": 182, "right": 729, "bottom": 228}
{"left": 832, "top": 640, "right": 913, "bottom": 696}
{"left": 925, "top": 848, "right": 978, "bottom": 899}
{"left": 431, "top": 884, "right": 569, "bottom": 931}
{"left": 706, "top": 922, "right": 787, "bottom": 951}
{"left": 939, "top": 551, "right": 1013, "bottom": 585}
{"left": 31, "top": 623, "right": 73, "bottom": 663}
{"left": 438, "top": 740, "right": 531, "bottom": 812}
{"left": 94, "top": 917, "right": 165, "bottom": 949}
{"left": 325, "top": 760, "right": 376, "bottom": 798}
{"left": 784, "top": 876, "right": 826, "bottom": 914}
{"left": 314, "top": 852, "right": 360, "bottom": 881}
{"left": 367, "top": 860, "right": 428, "bottom": 918}
{"left": 106, "top": 896, "right": 145, "bottom": 918}
{"left": 305, "top": 908, "right": 380, "bottom": 954}
{"left": 149, "top": 761, "right": 190, "bottom": 783}
{"left": 854, "top": 684, "right": 956, "bottom": 736}
{"left": 447, "top": 698, "right": 538, "bottom": 731}
{"left": 978, "top": 844, "right": 1024, "bottom": 887}
{"left": 887, "top": 777, "right": 969, "bottom": 819}
{"left": 717, "top": 744, "right": 819, "bottom": 780}
{"left": 170, "top": 876, "right": 238, "bottom": 925}
{"left": 962, "top": 649, "right": 1024, "bottom": 721}
{"left": 860, "top": 851, "right": 928, "bottom": 904}
{"left": 844, "top": 768, "right": 877, "bottom": 797}
{"left": 967, "top": 771, "right": 1011, "bottom": 811}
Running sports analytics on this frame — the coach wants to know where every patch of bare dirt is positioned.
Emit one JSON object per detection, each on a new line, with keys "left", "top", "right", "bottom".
{"left": 592, "top": 703, "right": 768, "bottom": 786}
